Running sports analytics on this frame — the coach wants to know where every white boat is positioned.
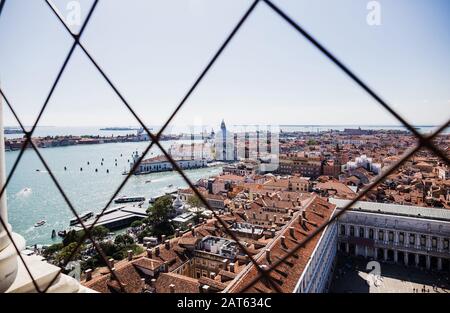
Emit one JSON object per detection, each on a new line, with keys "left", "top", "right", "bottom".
{"left": 34, "top": 220, "right": 46, "bottom": 227}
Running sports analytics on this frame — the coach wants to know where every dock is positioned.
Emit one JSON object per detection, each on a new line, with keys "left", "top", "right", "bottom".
{"left": 73, "top": 205, "right": 148, "bottom": 231}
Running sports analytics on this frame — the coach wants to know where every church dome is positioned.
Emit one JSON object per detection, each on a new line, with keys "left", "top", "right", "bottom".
{"left": 172, "top": 195, "right": 183, "bottom": 209}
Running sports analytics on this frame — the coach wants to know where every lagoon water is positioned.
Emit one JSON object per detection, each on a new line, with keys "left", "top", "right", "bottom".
{"left": 4, "top": 124, "right": 447, "bottom": 246}
{"left": 5, "top": 139, "right": 222, "bottom": 246}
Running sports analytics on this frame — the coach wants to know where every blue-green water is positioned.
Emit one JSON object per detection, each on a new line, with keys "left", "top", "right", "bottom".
{"left": 5, "top": 140, "right": 222, "bottom": 246}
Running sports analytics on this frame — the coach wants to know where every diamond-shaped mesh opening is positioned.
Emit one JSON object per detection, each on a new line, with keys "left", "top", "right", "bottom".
{"left": 0, "top": 0, "right": 448, "bottom": 293}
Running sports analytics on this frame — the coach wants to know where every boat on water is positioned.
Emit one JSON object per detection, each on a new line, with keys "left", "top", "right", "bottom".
{"left": 57, "top": 230, "right": 67, "bottom": 237}
{"left": 114, "top": 196, "right": 146, "bottom": 204}
{"left": 145, "top": 180, "right": 152, "bottom": 183}
{"left": 34, "top": 220, "right": 46, "bottom": 227}
{"left": 69, "top": 211, "right": 94, "bottom": 226}
{"left": 167, "top": 184, "right": 173, "bottom": 188}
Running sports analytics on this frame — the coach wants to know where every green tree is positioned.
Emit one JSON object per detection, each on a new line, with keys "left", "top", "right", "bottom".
{"left": 130, "top": 220, "right": 143, "bottom": 228}
{"left": 62, "top": 226, "right": 109, "bottom": 247}
{"left": 91, "top": 225, "right": 109, "bottom": 240}
{"left": 147, "top": 195, "right": 174, "bottom": 225}
{"left": 43, "top": 243, "right": 64, "bottom": 258}
{"left": 114, "top": 234, "right": 134, "bottom": 246}
{"left": 62, "top": 230, "right": 83, "bottom": 247}
{"left": 56, "top": 242, "right": 82, "bottom": 264}
{"left": 307, "top": 139, "right": 317, "bottom": 146}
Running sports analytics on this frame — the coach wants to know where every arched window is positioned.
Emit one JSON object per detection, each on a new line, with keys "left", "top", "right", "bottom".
{"left": 350, "top": 226, "right": 355, "bottom": 237}
{"left": 369, "top": 228, "right": 374, "bottom": 239}
{"left": 340, "top": 225, "right": 346, "bottom": 235}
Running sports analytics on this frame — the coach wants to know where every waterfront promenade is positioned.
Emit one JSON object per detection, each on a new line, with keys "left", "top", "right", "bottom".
{"left": 4, "top": 133, "right": 180, "bottom": 151}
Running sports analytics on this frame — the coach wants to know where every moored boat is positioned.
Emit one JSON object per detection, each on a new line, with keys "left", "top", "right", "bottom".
{"left": 114, "top": 196, "right": 146, "bottom": 204}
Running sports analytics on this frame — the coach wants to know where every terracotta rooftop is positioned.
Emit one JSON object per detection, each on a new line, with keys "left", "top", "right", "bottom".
{"left": 155, "top": 272, "right": 200, "bottom": 293}
{"left": 227, "top": 196, "right": 336, "bottom": 293}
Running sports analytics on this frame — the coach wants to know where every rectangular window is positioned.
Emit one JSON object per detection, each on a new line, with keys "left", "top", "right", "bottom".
{"left": 420, "top": 235, "right": 426, "bottom": 247}
{"left": 443, "top": 239, "right": 449, "bottom": 250}
{"left": 399, "top": 232, "right": 404, "bottom": 244}
{"left": 432, "top": 237, "right": 437, "bottom": 249}
{"left": 409, "top": 234, "right": 415, "bottom": 245}
{"left": 378, "top": 230, "right": 384, "bottom": 241}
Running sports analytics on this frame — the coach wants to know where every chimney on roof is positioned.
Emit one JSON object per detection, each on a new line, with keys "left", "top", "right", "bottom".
{"left": 109, "top": 258, "right": 115, "bottom": 268}
{"left": 210, "top": 272, "right": 216, "bottom": 279}
{"left": 165, "top": 239, "right": 170, "bottom": 250}
{"left": 85, "top": 269, "right": 92, "bottom": 281}
{"left": 127, "top": 250, "right": 133, "bottom": 261}
{"left": 289, "top": 227, "right": 295, "bottom": 238}
{"left": 273, "top": 214, "right": 277, "bottom": 223}
{"left": 191, "top": 226, "right": 196, "bottom": 236}
{"left": 265, "top": 249, "right": 271, "bottom": 263}
{"left": 271, "top": 228, "right": 276, "bottom": 237}
{"left": 155, "top": 246, "right": 160, "bottom": 257}
{"left": 150, "top": 278, "right": 156, "bottom": 287}
{"left": 169, "top": 284, "right": 175, "bottom": 293}
{"left": 229, "top": 262, "right": 235, "bottom": 273}
{"left": 201, "top": 285, "right": 210, "bottom": 293}
{"left": 147, "top": 248, "right": 153, "bottom": 259}
{"left": 161, "top": 235, "right": 166, "bottom": 243}
{"left": 175, "top": 228, "right": 180, "bottom": 237}
{"left": 222, "top": 259, "right": 228, "bottom": 270}
{"left": 281, "top": 236, "right": 286, "bottom": 247}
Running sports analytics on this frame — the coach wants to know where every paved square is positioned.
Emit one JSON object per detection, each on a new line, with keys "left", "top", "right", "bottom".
{"left": 330, "top": 256, "right": 450, "bottom": 293}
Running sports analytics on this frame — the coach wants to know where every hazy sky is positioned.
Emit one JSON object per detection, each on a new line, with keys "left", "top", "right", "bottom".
{"left": 0, "top": 0, "right": 449, "bottom": 132}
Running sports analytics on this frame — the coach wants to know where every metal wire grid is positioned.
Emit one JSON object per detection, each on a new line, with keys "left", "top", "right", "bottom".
{"left": 0, "top": 0, "right": 448, "bottom": 293}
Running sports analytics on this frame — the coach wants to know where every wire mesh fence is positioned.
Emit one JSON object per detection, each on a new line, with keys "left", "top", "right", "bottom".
{"left": 0, "top": 0, "right": 448, "bottom": 293}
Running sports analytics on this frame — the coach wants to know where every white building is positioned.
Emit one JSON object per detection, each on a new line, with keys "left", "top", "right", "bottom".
{"left": 294, "top": 216, "right": 338, "bottom": 293}
{"left": 345, "top": 154, "right": 381, "bottom": 175}
{"left": 331, "top": 199, "right": 450, "bottom": 271}
{"left": 130, "top": 151, "right": 207, "bottom": 174}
